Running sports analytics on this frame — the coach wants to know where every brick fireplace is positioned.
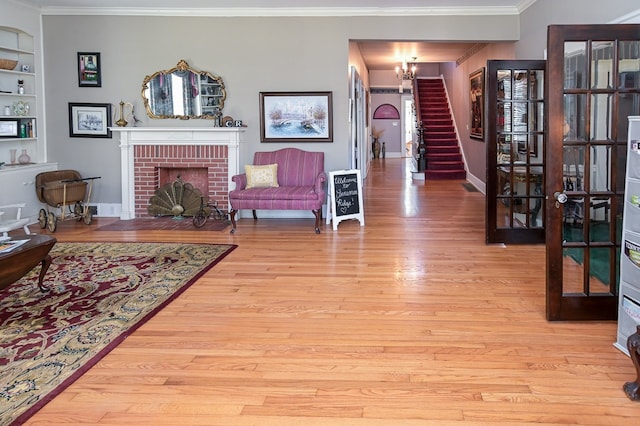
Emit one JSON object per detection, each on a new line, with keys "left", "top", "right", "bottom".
{"left": 112, "top": 128, "right": 244, "bottom": 219}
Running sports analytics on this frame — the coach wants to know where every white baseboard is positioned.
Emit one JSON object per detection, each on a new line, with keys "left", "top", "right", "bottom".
{"left": 89, "top": 203, "right": 122, "bottom": 217}
{"left": 465, "top": 173, "right": 486, "bottom": 194}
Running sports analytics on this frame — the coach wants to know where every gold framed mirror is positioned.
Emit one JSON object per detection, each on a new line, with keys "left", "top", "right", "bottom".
{"left": 141, "top": 60, "right": 226, "bottom": 120}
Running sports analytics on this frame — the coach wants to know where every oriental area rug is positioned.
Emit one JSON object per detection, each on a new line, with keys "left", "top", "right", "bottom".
{"left": 0, "top": 241, "right": 236, "bottom": 425}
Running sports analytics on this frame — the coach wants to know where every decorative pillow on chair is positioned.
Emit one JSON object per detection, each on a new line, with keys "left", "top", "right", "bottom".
{"left": 245, "top": 164, "right": 279, "bottom": 188}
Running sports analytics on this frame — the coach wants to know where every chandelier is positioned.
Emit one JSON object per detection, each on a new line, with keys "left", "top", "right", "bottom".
{"left": 396, "top": 57, "right": 417, "bottom": 81}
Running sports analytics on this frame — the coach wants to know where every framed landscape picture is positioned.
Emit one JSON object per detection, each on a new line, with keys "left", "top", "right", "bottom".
{"left": 68, "top": 102, "right": 112, "bottom": 138}
{"left": 259, "top": 91, "right": 333, "bottom": 142}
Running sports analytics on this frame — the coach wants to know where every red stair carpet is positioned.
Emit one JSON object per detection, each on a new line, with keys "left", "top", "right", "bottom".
{"left": 416, "top": 78, "right": 466, "bottom": 180}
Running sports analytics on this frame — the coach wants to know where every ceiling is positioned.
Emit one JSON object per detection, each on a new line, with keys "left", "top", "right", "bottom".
{"left": 17, "top": 0, "right": 534, "bottom": 71}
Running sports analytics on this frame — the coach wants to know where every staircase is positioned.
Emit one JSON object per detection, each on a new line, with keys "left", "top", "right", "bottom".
{"left": 416, "top": 78, "right": 466, "bottom": 180}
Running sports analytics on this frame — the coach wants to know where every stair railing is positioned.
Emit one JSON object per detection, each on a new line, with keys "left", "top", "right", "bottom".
{"left": 416, "top": 126, "right": 427, "bottom": 172}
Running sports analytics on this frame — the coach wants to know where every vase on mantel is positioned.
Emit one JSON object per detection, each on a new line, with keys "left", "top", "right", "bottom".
{"left": 18, "top": 149, "right": 30, "bottom": 164}
{"left": 10, "top": 148, "right": 17, "bottom": 164}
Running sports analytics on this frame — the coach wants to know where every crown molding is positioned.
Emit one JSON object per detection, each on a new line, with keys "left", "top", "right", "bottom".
{"left": 39, "top": 6, "right": 522, "bottom": 17}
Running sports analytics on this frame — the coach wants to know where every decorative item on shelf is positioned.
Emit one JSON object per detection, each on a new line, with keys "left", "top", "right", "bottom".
{"left": 3, "top": 105, "right": 10, "bottom": 116}
{"left": 222, "top": 116, "right": 244, "bottom": 128}
{"left": 17, "top": 79, "right": 24, "bottom": 94}
{"left": 126, "top": 103, "right": 142, "bottom": 127}
{"left": 211, "top": 108, "right": 222, "bottom": 127}
{"left": 18, "top": 149, "right": 30, "bottom": 164}
{"left": 12, "top": 100, "right": 29, "bottom": 116}
{"left": 115, "top": 101, "right": 129, "bottom": 127}
{"left": 0, "top": 59, "right": 17, "bottom": 70}
{"left": 10, "top": 148, "right": 17, "bottom": 164}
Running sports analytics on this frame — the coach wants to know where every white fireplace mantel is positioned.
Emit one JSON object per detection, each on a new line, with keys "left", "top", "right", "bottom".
{"left": 112, "top": 127, "right": 244, "bottom": 220}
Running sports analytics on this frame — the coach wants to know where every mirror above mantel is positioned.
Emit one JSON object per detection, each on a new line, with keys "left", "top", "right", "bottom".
{"left": 141, "top": 60, "right": 226, "bottom": 120}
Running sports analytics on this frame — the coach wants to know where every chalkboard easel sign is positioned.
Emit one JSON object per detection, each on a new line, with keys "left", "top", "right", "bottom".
{"left": 328, "top": 169, "right": 365, "bottom": 230}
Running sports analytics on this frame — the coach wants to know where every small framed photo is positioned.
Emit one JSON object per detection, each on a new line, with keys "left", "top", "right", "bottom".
{"left": 77, "top": 52, "right": 101, "bottom": 87}
{"left": 68, "top": 103, "right": 112, "bottom": 138}
{"left": 0, "top": 119, "right": 19, "bottom": 138}
{"left": 259, "top": 91, "right": 333, "bottom": 142}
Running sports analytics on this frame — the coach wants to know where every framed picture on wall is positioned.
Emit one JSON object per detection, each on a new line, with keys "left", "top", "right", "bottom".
{"left": 469, "top": 67, "right": 485, "bottom": 140}
{"left": 259, "top": 91, "right": 333, "bottom": 142}
{"left": 77, "top": 52, "right": 101, "bottom": 87}
{"left": 68, "top": 102, "right": 112, "bottom": 138}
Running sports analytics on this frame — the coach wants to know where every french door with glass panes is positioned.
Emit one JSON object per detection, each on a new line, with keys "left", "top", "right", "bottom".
{"left": 486, "top": 60, "right": 546, "bottom": 244}
{"left": 546, "top": 24, "right": 640, "bottom": 321}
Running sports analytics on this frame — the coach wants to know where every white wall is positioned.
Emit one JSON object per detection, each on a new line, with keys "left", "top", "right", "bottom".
{"left": 517, "top": 0, "right": 640, "bottom": 59}
{"left": 40, "top": 13, "right": 519, "bottom": 207}
{"left": 443, "top": 42, "right": 516, "bottom": 189}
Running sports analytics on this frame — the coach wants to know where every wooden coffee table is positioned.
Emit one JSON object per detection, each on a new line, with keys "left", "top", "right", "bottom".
{"left": 0, "top": 234, "right": 57, "bottom": 292}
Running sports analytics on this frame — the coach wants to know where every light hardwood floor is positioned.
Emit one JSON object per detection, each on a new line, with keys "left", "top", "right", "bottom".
{"left": 24, "top": 158, "right": 640, "bottom": 425}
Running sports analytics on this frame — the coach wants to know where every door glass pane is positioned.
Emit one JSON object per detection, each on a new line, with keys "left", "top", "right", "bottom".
{"left": 530, "top": 70, "right": 544, "bottom": 99}
{"left": 511, "top": 208, "right": 527, "bottom": 228}
{"left": 563, "top": 94, "right": 588, "bottom": 141}
{"left": 530, "top": 101, "right": 544, "bottom": 132}
{"left": 590, "top": 196, "right": 612, "bottom": 225}
{"left": 496, "top": 198, "right": 509, "bottom": 228}
{"left": 589, "top": 211, "right": 611, "bottom": 243}
{"left": 591, "top": 41, "right": 614, "bottom": 89}
{"left": 532, "top": 199, "right": 543, "bottom": 228}
{"left": 513, "top": 102, "right": 528, "bottom": 132}
{"left": 531, "top": 134, "right": 543, "bottom": 163}
{"left": 497, "top": 70, "right": 511, "bottom": 99}
{"left": 563, "top": 247, "right": 585, "bottom": 294}
{"left": 497, "top": 135, "right": 513, "bottom": 164}
{"left": 563, "top": 197, "right": 585, "bottom": 230}
{"left": 513, "top": 71, "right": 528, "bottom": 99}
{"left": 590, "top": 94, "right": 613, "bottom": 141}
{"left": 497, "top": 166, "right": 511, "bottom": 194}
{"left": 589, "top": 247, "right": 613, "bottom": 292}
{"left": 565, "top": 42, "right": 588, "bottom": 90}
{"left": 618, "top": 41, "right": 640, "bottom": 89}
{"left": 563, "top": 146, "right": 585, "bottom": 191}
{"left": 618, "top": 93, "right": 640, "bottom": 140}
{"left": 531, "top": 166, "right": 544, "bottom": 228}
{"left": 590, "top": 145, "right": 612, "bottom": 192}
{"left": 514, "top": 134, "right": 528, "bottom": 161}
{"left": 497, "top": 102, "right": 510, "bottom": 132}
